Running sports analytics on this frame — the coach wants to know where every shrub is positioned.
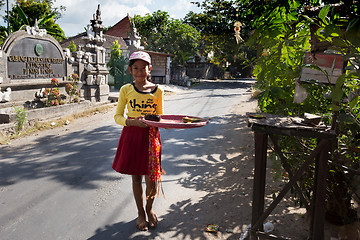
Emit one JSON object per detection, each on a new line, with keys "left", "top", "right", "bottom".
{"left": 13, "top": 105, "right": 27, "bottom": 133}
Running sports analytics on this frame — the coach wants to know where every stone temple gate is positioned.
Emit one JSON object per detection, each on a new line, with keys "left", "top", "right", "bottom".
{"left": 0, "top": 5, "right": 110, "bottom": 124}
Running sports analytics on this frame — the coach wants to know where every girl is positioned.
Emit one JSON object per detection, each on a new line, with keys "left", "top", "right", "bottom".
{"left": 112, "top": 51, "right": 164, "bottom": 231}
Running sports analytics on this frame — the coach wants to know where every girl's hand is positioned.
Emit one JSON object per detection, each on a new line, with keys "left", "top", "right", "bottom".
{"left": 126, "top": 117, "right": 148, "bottom": 128}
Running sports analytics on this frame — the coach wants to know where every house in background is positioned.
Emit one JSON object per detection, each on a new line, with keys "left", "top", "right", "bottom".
{"left": 61, "top": 14, "right": 172, "bottom": 85}
{"left": 105, "top": 15, "right": 172, "bottom": 84}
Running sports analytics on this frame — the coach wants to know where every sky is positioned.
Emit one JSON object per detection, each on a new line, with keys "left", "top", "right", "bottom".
{"left": 1, "top": 0, "right": 202, "bottom": 37}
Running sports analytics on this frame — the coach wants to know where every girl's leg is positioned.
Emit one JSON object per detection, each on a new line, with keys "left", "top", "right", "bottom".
{"left": 132, "top": 175, "right": 148, "bottom": 231}
{"left": 145, "top": 175, "right": 158, "bottom": 228}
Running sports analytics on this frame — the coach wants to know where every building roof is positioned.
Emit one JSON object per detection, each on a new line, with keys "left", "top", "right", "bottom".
{"left": 144, "top": 50, "right": 173, "bottom": 57}
{"left": 60, "top": 32, "right": 86, "bottom": 47}
{"left": 60, "top": 33, "right": 128, "bottom": 50}
{"left": 104, "top": 15, "right": 131, "bottom": 39}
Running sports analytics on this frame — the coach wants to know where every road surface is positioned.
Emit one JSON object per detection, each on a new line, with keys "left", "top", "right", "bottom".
{"left": 0, "top": 80, "right": 257, "bottom": 240}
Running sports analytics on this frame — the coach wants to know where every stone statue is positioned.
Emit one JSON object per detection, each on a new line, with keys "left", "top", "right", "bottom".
{"left": 86, "top": 24, "right": 94, "bottom": 40}
{"left": 25, "top": 19, "right": 47, "bottom": 36}
{"left": 130, "top": 18, "right": 140, "bottom": 40}
{"left": 0, "top": 87, "right": 11, "bottom": 102}
{"left": 64, "top": 48, "right": 71, "bottom": 58}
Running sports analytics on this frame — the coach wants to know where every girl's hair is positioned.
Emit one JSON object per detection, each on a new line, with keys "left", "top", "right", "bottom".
{"left": 128, "top": 59, "right": 139, "bottom": 68}
{"left": 128, "top": 59, "right": 152, "bottom": 82}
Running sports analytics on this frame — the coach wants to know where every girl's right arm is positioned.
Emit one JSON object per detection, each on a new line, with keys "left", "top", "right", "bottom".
{"left": 114, "top": 87, "right": 128, "bottom": 126}
{"left": 114, "top": 85, "right": 148, "bottom": 127}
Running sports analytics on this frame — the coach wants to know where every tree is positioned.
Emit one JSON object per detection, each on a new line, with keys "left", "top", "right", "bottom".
{"left": 133, "top": 11, "right": 201, "bottom": 65}
{"left": 242, "top": 0, "right": 360, "bottom": 225}
{"left": 184, "top": 1, "right": 256, "bottom": 75}
{"left": 68, "top": 41, "right": 77, "bottom": 52}
{"left": 106, "top": 40, "right": 130, "bottom": 88}
{"left": 189, "top": 0, "right": 360, "bottom": 226}
{"left": 106, "top": 40, "right": 126, "bottom": 77}
{"left": 1, "top": 0, "right": 66, "bottom": 42}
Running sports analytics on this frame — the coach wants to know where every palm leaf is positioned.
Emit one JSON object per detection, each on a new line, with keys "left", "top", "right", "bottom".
{"left": 38, "top": 12, "right": 56, "bottom": 27}
{"left": 15, "top": 6, "right": 29, "bottom": 26}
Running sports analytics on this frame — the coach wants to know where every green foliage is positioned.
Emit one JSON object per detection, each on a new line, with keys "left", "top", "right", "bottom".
{"left": 0, "top": 26, "right": 8, "bottom": 45}
{"left": 1, "top": 0, "right": 66, "bottom": 42}
{"left": 68, "top": 41, "right": 76, "bottom": 52}
{"left": 106, "top": 40, "right": 126, "bottom": 77}
{"left": 133, "top": 11, "right": 201, "bottom": 65}
{"left": 184, "top": 1, "right": 257, "bottom": 75}
{"left": 13, "top": 105, "right": 27, "bottom": 133}
{"left": 247, "top": 0, "right": 360, "bottom": 224}
{"left": 248, "top": 1, "right": 312, "bottom": 115}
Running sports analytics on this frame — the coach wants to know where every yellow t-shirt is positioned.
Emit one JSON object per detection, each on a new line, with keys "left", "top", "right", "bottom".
{"left": 114, "top": 83, "right": 164, "bottom": 126}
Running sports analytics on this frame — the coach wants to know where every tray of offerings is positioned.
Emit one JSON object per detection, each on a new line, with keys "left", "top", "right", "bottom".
{"left": 141, "top": 115, "right": 208, "bottom": 129}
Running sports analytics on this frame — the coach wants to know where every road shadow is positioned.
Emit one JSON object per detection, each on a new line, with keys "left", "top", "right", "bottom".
{"left": 87, "top": 219, "right": 164, "bottom": 240}
{"left": 87, "top": 112, "right": 257, "bottom": 240}
{"left": 0, "top": 124, "right": 121, "bottom": 189}
{"left": 88, "top": 110, "right": 309, "bottom": 239}
{"left": 151, "top": 111, "right": 312, "bottom": 239}
{"left": 1, "top": 81, "right": 326, "bottom": 239}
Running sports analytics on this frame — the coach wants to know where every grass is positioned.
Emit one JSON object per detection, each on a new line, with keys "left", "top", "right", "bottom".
{"left": 0, "top": 103, "right": 116, "bottom": 145}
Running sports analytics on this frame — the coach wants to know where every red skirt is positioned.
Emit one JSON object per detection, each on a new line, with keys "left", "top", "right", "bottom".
{"left": 112, "top": 126, "right": 161, "bottom": 176}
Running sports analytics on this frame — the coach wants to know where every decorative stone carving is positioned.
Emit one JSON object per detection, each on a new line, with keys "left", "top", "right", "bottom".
{"left": 128, "top": 15, "right": 144, "bottom": 50}
{"left": 63, "top": 4, "right": 109, "bottom": 101}
{"left": 25, "top": 19, "right": 47, "bottom": 37}
{"left": 86, "top": 75, "right": 94, "bottom": 85}
{"left": 0, "top": 87, "right": 11, "bottom": 102}
{"left": 85, "top": 63, "right": 94, "bottom": 71}
{"left": 96, "top": 5, "right": 102, "bottom": 21}
{"left": 68, "top": 57, "right": 75, "bottom": 64}
{"left": 86, "top": 24, "right": 94, "bottom": 41}
{"left": 76, "top": 50, "right": 85, "bottom": 60}
{"left": 35, "top": 88, "right": 46, "bottom": 98}
{"left": 96, "top": 75, "right": 105, "bottom": 85}
{"left": 64, "top": 48, "right": 71, "bottom": 58}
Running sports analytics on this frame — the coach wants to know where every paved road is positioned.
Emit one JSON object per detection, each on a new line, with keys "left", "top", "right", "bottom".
{"left": 0, "top": 80, "right": 256, "bottom": 240}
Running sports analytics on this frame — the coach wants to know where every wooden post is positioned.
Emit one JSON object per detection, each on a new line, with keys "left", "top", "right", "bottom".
{"left": 310, "top": 139, "right": 330, "bottom": 239}
{"left": 250, "top": 132, "right": 268, "bottom": 239}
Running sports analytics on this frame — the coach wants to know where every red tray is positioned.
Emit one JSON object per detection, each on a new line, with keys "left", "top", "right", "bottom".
{"left": 141, "top": 115, "right": 208, "bottom": 129}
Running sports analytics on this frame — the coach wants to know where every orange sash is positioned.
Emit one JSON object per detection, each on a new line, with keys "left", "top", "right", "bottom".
{"left": 148, "top": 127, "right": 165, "bottom": 199}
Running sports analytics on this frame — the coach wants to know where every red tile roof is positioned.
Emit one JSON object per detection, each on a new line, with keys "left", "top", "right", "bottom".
{"left": 104, "top": 16, "right": 131, "bottom": 39}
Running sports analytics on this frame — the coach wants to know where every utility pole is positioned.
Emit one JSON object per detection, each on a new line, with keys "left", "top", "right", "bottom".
{"left": 7, "top": 0, "right": 9, "bottom": 35}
